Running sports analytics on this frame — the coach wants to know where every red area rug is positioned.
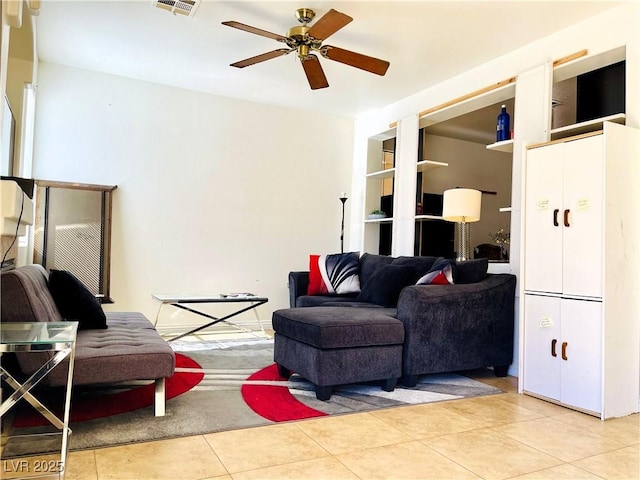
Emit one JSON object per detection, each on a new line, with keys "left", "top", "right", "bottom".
{"left": 13, "top": 353, "right": 203, "bottom": 427}
{"left": 241, "top": 363, "right": 327, "bottom": 422}
{"left": 4, "top": 339, "right": 501, "bottom": 456}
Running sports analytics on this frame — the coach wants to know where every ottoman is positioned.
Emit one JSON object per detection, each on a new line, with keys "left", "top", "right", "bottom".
{"left": 272, "top": 306, "right": 405, "bottom": 400}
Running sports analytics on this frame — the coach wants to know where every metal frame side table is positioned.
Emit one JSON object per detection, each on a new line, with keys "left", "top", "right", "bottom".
{"left": 1, "top": 322, "right": 78, "bottom": 479}
{"left": 152, "top": 294, "right": 268, "bottom": 342}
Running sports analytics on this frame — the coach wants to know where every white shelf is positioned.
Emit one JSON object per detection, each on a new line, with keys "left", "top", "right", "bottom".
{"left": 550, "top": 113, "right": 625, "bottom": 140}
{"left": 364, "top": 217, "right": 393, "bottom": 224}
{"left": 486, "top": 139, "right": 515, "bottom": 152}
{"left": 417, "top": 160, "right": 448, "bottom": 172}
{"left": 415, "top": 215, "right": 444, "bottom": 221}
{"left": 366, "top": 168, "right": 396, "bottom": 179}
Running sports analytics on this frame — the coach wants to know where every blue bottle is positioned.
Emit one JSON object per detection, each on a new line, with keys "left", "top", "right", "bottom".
{"left": 496, "top": 105, "right": 510, "bottom": 142}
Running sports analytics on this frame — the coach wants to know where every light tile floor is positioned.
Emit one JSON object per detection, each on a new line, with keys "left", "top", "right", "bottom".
{"left": 3, "top": 341, "right": 640, "bottom": 480}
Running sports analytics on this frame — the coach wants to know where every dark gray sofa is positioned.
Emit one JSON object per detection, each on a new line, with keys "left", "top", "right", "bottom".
{"left": 1, "top": 265, "right": 175, "bottom": 416}
{"left": 277, "top": 254, "right": 516, "bottom": 393}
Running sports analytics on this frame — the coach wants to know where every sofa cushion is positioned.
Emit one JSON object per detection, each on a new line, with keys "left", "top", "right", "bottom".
{"left": 356, "top": 264, "right": 417, "bottom": 307}
{"left": 308, "top": 252, "right": 361, "bottom": 296}
{"left": 391, "top": 256, "right": 441, "bottom": 280}
{"left": 320, "top": 301, "right": 395, "bottom": 314}
{"left": 272, "top": 307, "right": 404, "bottom": 349}
{"left": 416, "top": 259, "right": 455, "bottom": 285}
{"left": 48, "top": 269, "right": 108, "bottom": 330}
{"left": 358, "top": 253, "right": 394, "bottom": 287}
{"left": 43, "top": 312, "right": 176, "bottom": 387}
{"left": 455, "top": 258, "right": 489, "bottom": 284}
{"left": 296, "top": 294, "right": 359, "bottom": 307}
{"left": 295, "top": 296, "right": 397, "bottom": 315}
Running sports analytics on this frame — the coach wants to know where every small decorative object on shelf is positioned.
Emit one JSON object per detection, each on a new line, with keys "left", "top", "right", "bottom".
{"left": 490, "top": 227, "right": 510, "bottom": 260}
{"left": 368, "top": 209, "right": 387, "bottom": 220}
{"left": 490, "top": 227, "right": 510, "bottom": 245}
{"left": 496, "top": 104, "right": 510, "bottom": 142}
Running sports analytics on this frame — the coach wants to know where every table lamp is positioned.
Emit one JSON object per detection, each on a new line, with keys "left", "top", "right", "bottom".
{"left": 442, "top": 188, "right": 481, "bottom": 261}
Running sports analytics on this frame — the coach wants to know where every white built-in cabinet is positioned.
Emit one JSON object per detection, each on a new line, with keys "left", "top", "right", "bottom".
{"left": 522, "top": 122, "right": 640, "bottom": 419}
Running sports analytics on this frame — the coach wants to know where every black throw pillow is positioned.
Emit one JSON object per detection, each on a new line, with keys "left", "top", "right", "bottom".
{"left": 48, "top": 269, "right": 108, "bottom": 330}
{"left": 391, "top": 256, "right": 441, "bottom": 281}
{"left": 455, "top": 258, "right": 489, "bottom": 284}
{"left": 356, "top": 264, "right": 417, "bottom": 307}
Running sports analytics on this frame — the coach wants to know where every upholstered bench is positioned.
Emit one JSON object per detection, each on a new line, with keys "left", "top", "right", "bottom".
{"left": 272, "top": 306, "right": 404, "bottom": 400}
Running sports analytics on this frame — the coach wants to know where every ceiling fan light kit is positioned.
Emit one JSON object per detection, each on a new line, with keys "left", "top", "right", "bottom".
{"left": 222, "top": 8, "right": 390, "bottom": 90}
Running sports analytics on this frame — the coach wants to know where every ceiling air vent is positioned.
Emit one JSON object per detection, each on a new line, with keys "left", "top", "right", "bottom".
{"left": 153, "top": 0, "right": 199, "bottom": 17}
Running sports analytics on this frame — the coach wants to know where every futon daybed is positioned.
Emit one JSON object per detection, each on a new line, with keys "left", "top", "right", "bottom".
{"left": 1, "top": 265, "right": 175, "bottom": 416}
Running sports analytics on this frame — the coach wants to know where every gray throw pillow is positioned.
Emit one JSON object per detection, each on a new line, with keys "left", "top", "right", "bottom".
{"left": 391, "top": 256, "right": 441, "bottom": 280}
{"left": 455, "top": 258, "right": 489, "bottom": 284}
{"left": 356, "top": 264, "right": 416, "bottom": 307}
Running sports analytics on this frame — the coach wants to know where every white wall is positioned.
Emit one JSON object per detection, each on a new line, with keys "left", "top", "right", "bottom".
{"left": 33, "top": 63, "right": 354, "bottom": 322}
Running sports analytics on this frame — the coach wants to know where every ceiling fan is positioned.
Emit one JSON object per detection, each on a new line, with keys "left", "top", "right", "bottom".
{"left": 222, "top": 8, "right": 390, "bottom": 90}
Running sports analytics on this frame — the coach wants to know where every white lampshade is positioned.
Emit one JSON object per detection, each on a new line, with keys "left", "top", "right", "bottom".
{"left": 442, "top": 188, "right": 482, "bottom": 223}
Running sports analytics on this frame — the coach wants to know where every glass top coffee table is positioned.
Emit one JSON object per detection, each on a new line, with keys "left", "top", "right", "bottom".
{"left": 152, "top": 293, "right": 268, "bottom": 341}
{"left": 1, "top": 321, "right": 78, "bottom": 479}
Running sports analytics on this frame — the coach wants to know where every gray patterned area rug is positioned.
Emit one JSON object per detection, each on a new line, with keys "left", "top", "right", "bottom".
{"left": 3, "top": 338, "right": 502, "bottom": 456}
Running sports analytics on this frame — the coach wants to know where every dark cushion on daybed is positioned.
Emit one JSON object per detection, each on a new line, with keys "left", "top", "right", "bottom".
{"left": 48, "top": 269, "right": 108, "bottom": 330}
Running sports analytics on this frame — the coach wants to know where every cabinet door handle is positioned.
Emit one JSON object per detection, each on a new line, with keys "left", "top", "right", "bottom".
{"left": 564, "top": 209, "right": 570, "bottom": 227}
{"left": 553, "top": 209, "right": 559, "bottom": 227}
{"left": 551, "top": 339, "right": 557, "bottom": 357}
{"left": 561, "top": 342, "right": 568, "bottom": 360}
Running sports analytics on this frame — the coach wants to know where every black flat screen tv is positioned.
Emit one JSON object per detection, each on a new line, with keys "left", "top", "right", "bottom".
{"left": 576, "top": 61, "right": 625, "bottom": 123}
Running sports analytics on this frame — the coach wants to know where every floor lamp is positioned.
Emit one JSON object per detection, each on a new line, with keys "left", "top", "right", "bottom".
{"left": 442, "top": 188, "right": 481, "bottom": 261}
{"left": 339, "top": 193, "right": 348, "bottom": 253}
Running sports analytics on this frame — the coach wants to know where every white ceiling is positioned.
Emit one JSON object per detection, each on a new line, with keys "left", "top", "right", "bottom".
{"left": 33, "top": 0, "right": 621, "bottom": 118}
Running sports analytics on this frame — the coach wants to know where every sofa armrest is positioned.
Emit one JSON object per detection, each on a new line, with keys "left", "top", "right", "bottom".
{"left": 396, "top": 274, "right": 516, "bottom": 377}
{"left": 288, "top": 271, "right": 310, "bottom": 308}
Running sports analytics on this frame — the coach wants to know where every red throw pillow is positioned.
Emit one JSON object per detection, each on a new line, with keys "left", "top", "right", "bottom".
{"left": 308, "top": 254, "right": 328, "bottom": 295}
{"left": 307, "top": 252, "right": 361, "bottom": 296}
{"left": 416, "top": 262, "right": 454, "bottom": 285}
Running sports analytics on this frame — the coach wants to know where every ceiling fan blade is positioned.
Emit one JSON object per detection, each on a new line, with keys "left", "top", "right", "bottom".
{"left": 230, "top": 49, "right": 291, "bottom": 68}
{"left": 322, "top": 46, "right": 390, "bottom": 76}
{"left": 221, "top": 21, "right": 288, "bottom": 42}
{"left": 301, "top": 54, "right": 329, "bottom": 90}
{"left": 307, "top": 9, "right": 352, "bottom": 40}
